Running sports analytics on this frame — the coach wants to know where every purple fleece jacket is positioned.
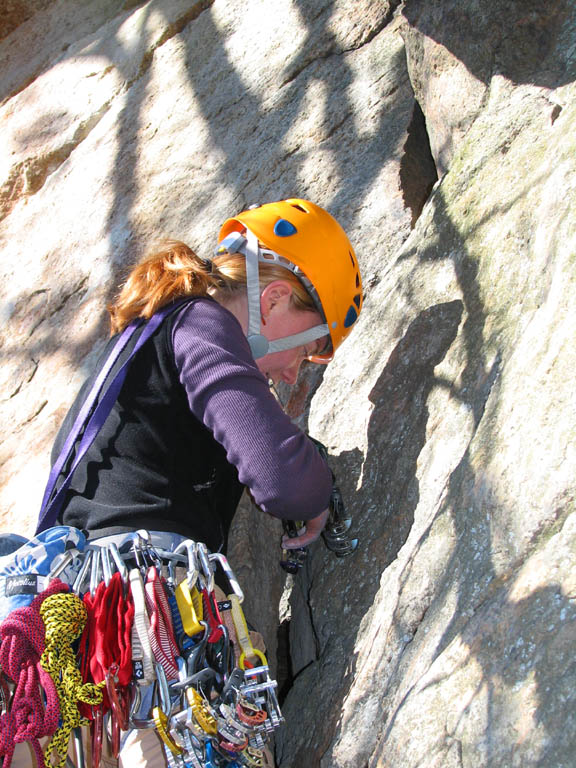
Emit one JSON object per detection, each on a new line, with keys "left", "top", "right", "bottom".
{"left": 171, "top": 297, "right": 333, "bottom": 520}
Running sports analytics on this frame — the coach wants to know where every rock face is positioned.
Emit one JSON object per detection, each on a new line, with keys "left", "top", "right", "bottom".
{"left": 1, "top": 1, "right": 574, "bottom": 766}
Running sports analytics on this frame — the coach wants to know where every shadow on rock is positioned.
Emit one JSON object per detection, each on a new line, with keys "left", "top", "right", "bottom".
{"left": 402, "top": 0, "right": 576, "bottom": 88}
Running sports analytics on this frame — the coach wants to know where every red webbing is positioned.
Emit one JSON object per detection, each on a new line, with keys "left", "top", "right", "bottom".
{"left": 144, "top": 566, "right": 180, "bottom": 680}
{"left": 79, "top": 572, "right": 134, "bottom": 713}
{"left": 202, "top": 588, "right": 224, "bottom": 643}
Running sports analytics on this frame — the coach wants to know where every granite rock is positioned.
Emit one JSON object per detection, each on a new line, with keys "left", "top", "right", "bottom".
{"left": 0, "top": 1, "right": 574, "bottom": 766}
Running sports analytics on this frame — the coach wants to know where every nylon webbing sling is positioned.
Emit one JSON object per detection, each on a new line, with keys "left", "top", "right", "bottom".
{"left": 37, "top": 301, "right": 186, "bottom": 534}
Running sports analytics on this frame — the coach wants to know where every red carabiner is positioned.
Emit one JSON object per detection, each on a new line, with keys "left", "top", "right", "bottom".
{"left": 106, "top": 664, "right": 129, "bottom": 731}
{"left": 91, "top": 707, "right": 103, "bottom": 768}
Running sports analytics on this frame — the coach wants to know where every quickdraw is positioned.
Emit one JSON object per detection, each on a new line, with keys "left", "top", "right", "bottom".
{"left": 145, "top": 565, "right": 180, "bottom": 679}
{"left": 129, "top": 566, "right": 156, "bottom": 684}
{"left": 76, "top": 554, "right": 135, "bottom": 768}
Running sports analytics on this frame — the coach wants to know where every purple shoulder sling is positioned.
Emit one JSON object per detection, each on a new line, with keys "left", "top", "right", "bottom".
{"left": 36, "top": 303, "right": 183, "bottom": 534}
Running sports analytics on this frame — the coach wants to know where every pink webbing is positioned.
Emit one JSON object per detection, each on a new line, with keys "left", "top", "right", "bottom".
{"left": 0, "top": 579, "right": 68, "bottom": 768}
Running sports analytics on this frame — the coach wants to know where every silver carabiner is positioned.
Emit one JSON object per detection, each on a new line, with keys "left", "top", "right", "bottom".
{"left": 89, "top": 548, "right": 101, "bottom": 595}
{"left": 195, "top": 543, "right": 214, "bottom": 593}
{"left": 101, "top": 546, "right": 113, "bottom": 586}
{"left": 174, "top": 540, "right": 199, "bottom": 590}
{"left": 130, "top": 530, "right": 157, "bottom": 574}
{"left": 208, "top": 553, "right": 244, "bottom": 603}
{"left": 72, "top": 549, "right": 93, "bottom": 594}
{"left": 48, "top": 548, "right": 77, "bottom": 581}
{"left": 155, "top": 661, "right": 174, "bottom": 717}
{"left": 108, "top": 542, "right": 129, "bottom": 583}
{"left": 129, "top": 662, "right": 177, "bottom": 730}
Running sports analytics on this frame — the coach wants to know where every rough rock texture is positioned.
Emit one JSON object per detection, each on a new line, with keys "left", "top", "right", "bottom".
{"left": 0, "top": 1, "right": 575, "bottom": 766}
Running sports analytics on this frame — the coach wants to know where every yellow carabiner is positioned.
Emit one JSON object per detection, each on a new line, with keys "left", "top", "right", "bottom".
{"left": 175, "top": 580, "right": 204, "bottom": 637}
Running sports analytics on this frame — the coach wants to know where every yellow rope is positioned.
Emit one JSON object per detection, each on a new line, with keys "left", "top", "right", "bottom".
{"left": 39, "top": 592, "right": 104, "bottom": 768}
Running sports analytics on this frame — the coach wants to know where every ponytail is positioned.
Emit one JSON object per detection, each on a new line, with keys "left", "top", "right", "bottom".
{"left": 108, "top": 239, "right": 317, "bottom": 335}
{"left": 108, "top": 240, "right": 217, "bottom": 334}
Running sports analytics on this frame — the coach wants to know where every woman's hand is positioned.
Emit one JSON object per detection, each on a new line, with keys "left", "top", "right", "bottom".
{"left": 281, "top": 509, "right": 329, "bottom": 549}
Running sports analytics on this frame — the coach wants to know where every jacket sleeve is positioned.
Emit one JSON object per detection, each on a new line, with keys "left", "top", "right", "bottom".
{"left": 171, "top": 299, "right": 333, "bottom": 520}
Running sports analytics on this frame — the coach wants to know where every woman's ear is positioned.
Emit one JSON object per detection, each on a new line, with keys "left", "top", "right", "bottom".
{"left": 260, "top": 280, "right": 293, "bottom": 319}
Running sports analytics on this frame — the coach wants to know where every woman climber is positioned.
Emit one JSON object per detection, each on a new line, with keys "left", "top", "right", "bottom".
{"left": 51, "top": 198, "right": 363, "bottom": 554}
{"left": 10, "top": 198, "right": 363, "bottom": 768}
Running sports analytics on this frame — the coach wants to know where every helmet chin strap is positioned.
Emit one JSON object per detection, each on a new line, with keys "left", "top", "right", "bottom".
{"left": 243, "top": 230, "right": 269, "bottom": 358}
{"left": 240, "top": 230, "right": 329, "bottom": 360}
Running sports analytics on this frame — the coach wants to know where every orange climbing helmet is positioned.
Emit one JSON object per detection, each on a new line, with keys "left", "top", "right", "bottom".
{"left": 217, "top": 199, "right": 363, "bottom": 363}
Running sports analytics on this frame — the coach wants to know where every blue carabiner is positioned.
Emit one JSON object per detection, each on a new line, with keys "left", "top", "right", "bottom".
{"left": 204, "top": 741, "right": 218, "bottom": 768}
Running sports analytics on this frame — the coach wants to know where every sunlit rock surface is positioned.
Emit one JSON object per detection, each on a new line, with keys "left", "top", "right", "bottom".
{"left": 0, "top": 1, "right": 574, "bottom": 765}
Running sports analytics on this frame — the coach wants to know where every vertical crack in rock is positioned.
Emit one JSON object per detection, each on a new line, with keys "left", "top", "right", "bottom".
{"left": 399, "top": 99, "right": 438, "bottom": 227}
{"left": 276, "top": 618, "right": 293, "bottom": 704}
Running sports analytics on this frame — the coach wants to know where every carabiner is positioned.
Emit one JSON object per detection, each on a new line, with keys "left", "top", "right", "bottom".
{"left": 131, "top": 530, "right": 155, "bottom": 572}
{"left": 153, "top": 705, "right": 184, "bottom": 757}
{"left": 72, "top": 549, "right": 93, "bottom": 594}
{"left": 196, "top": 543, "right": 214, "bottom": 593}
{"left": 100, "top": 546, "right": 113, "bottom": 586}
{"left": 48, "top": 548, "right": 77, "bottom": 581}
{"left": 90, "top": 706, "right": 104, "bottom": 768}
{"left": 208, "top": 553, "right": 244, "bottom": 603}
{"left": 72, "top": 726, "right": 86, "bottom": 768}
{"left": 174, "top": 540, "right": 199, "bottom": 590}
{"left": 108, "top": 542, "right": 129, "bottom": 583}
{"left": 105, "top": 664, "right": 129, "bottom": 731}
{"left": 89, "top": 548, "right": 101, "bottom": 595}
{"left": 129, "top": 661, "right": 176, "bottom": 730}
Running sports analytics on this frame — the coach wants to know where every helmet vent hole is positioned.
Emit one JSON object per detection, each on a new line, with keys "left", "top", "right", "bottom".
{"left": 355, "top": 272, "right": 360, "bottom": 288}
{"left": 344, "top": 305, "right": 358, "bottom": 328}
{"left": 349, "top": 251, "right": 356, "bottom": 267}
{"left": 289, "top": 203, "right": 308, "bottom": 213}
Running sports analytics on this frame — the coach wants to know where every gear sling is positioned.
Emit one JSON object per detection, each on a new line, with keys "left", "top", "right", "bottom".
{"left": 0, "top": 302, "right": 282, "bottom": 768}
